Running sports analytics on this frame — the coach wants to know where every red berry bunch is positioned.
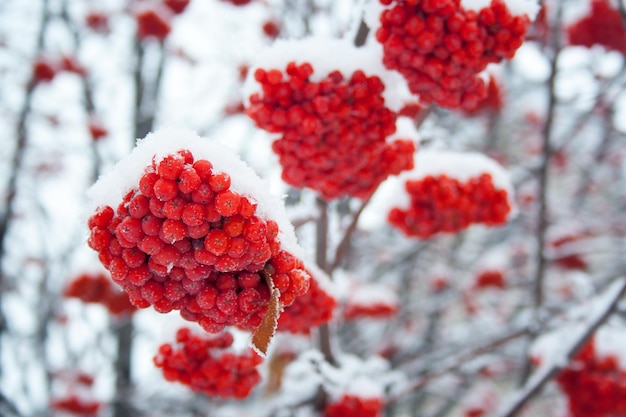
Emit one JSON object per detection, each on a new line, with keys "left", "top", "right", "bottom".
{"left": 134, "top": 4, "right": 172, "bottom": 40}
{"left": 343, "top": 284, "right": 399, "bottom": 320}
{"left": 65, "top": 272, "right": 136, "bottom": 316}
{"left": 88, "top": 117, "right": 108, "bottom": 141}
{"left": 550, "top": 234, "right": 588, "bottom": 271}
{"left": 247, "top": 62, "right": 415, "bottom": 200}
{"left": 153, "top": 327, "right": 263, "bottom": 399}
{"left": 50, "top": 395, "right": 101, "bottom": 416}
{"left": 85, "top": 11, "right": 110, "bottom": 34}
{"left": 278, "top": 276, "right": 337, "bottom": 334}
{"left": 557, "top": 338, "right": 626, "bottom": 417}
{"left": 87, "top": 148, "right": 310, "bottom": 333}
{"left": 567, "top": 0, "right": 626, "bottom": 56}
{"left": 219, "top": 0, "right": 255, "bottom": 5}
{"left": 388, "top": 173, "right": 511, "bottom": 238}
{"left": 463, "top": 76, "right": 503, "bottom": 116}
{"left": 473, "top": 269, "right": 505, "bottom": 289}
{"left": 325, "top": 394, "right": 384, "bottom": 417}
{"left": 375, "top": 0, "right": 530, "bottom": 110}
{"left": 33, "top": 57, "right": 58, "bottom": 83}
{"left": 164, "top": 0, "right": 191, "bottom": 14}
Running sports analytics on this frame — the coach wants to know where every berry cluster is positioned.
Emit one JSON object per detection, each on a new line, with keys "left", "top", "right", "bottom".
{"left": 87, "top": 149, "right": 310, "bottom": 333}
{"left": 153, "top": 328, "right": 263, "bottom": 398}
{"left": 557, "top": 338, "right": 626, "bottom": 417}
{"left": 567, "top": 0, "right": 626, "bottom": 56}
{"left": 50, "top": 396, "right": 101, "bottom": 416}
{"left": 220, "top": 0, "right": 255, "bottom": 5}
{"left": 33, "top": 55, "right": 86, "bottom": 84}
{"left": 550, "top": 234, "right": 588, "bottom": 271}
{"left": 134, "top": 0, "right": 190, "bottom": 41}
{"left": 463, "top": 76, "right": 503, "bottom": 116}
{"left": 85, "top": 11, "right": 109, "bottom": 34}
{"left": 278, "top": 277, "right": 337, "bottom": 334}
{"left": 247, "top": 62, "right": 415, "bottom": 200}
{"left": 473, "top": 269, "right": 505, "bottom": 289}
{"left": 325, "top": 394, "right": 384, "bottom": 417}
{"left": 65, "top": 272, "right": 136, "bottom": 316}
{"left": 388, "top": 173, "right": 511, "bottom": 238}
{"left": 343, "top": 285, "right": 399, "bottom": 320}
{"left": 376, "top": 0, "right": 530, "bottom": 109}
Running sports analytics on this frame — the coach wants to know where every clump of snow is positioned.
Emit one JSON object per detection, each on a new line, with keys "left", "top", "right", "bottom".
{"left": 242, "top": 37, "right": 414, "bottom": 112}
{"left": 386, "top": 117, "right": 421, "bottom": 144}
{"left": 461, "top": 0, "right": 540, "bottom": 19}
{"left": 86, "top": 128, "right": 303, "bottom": 258}
{"left": 595, "top": 326, "right": 626, "bottom": 369}
{"left": 346, "top": 283, "right": 399, "bottom": 309}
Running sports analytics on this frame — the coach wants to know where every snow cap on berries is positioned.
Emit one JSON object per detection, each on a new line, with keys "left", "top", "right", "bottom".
{"left": 87, "top": 128, "right": 302, "bottom": 259}
{"left": 242, "top": 37, "right": 414, "bottom": 112}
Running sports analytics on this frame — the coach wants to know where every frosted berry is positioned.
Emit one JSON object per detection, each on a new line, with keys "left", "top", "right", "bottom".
{"left": 87, "top": 147, "right": 312, "bottom": 334}
{"left": 325, "top": 394, "right": 384, "bottom": 417}
{"left": 135, "top": 5, "right": 172, "bottom": 40}
{"left": 567, "top": 0, "right": 626, "bottom": 56}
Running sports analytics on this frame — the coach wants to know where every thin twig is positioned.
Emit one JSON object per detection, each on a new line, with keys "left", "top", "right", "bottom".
{"left": 330, "top": 196, "right": 371, "bottom": 271}
{"left": 497, "top": 277, "right": 626, "bottom": 417}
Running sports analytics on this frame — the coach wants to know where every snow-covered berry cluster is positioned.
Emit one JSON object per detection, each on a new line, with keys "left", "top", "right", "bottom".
{"left": 375, "top": 0, "right": 530, "bottom": 109}
{"left": 278, "top": 274, "right": 337, "bottom": 334}
{"left": 343, "top": 283, "right": 399, "bottom": 320}
{"left": 246, "top": 61, "right": 415, "bottom": 200}
{"left": 50, "top": 396, "right": 101, "bottom": 416}
{"left": 153, "top": 327, "right": 263, "bottom": 399}
{"left": 65, "top": 272, "right": 136, "bottom": 316}
{"left": 473, "top": 269, "right": 506, "bottom": 289}
{"left": 463, "top": 76, "right": 503, "bottom": 116}
{"left": 388, "top": 173, "right": 511, "bottom": 238}
{"left": 325, "top": 394, "right": 384, "bottom": 417}
{"left": 134, "top": 0, "right": 190, "bottom": 41}
{"left": 567, "top": 0, "right": 626, "bottom": 56}
{"left": 33, "top": 55, "right": 86, "bottom": 84}
{"left": 557, "top": 337, "right": 626, "bottom": 417}
{"left": 87, "top": 132, "right": 311, "bottom": 334}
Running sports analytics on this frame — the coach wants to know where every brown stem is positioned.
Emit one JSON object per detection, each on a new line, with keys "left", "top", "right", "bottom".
{"left": 330, "top": 196, "right": 371, "bottom": 271}
{"left": 519, "top": 2, "right": 563, "bottom": 385}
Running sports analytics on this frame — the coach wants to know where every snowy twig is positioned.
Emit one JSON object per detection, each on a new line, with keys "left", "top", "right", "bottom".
{"left": 388, "top": 327, "right": 531, "bottom": 405}
{"left": 330, "top": 195, "right": 372, "bottom": 271}
{"left": 496, "top": 277, "right": 626, "bottom": 417}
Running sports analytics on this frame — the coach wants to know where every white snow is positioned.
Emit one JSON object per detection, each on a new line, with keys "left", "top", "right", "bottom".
{"left": 346, "top": 283, "right": 399, "bottom": 309}
{"left": 461, "top": 0, "right": 540, "bottom": 19}
{"left": 86, "top": 128, "right": 304, "bottom": 258}
{"left": 242, "top": 37, "right": 414, "bottom": 112}
{"left": 595, "top": 326, "right": 626, "bottom": 370}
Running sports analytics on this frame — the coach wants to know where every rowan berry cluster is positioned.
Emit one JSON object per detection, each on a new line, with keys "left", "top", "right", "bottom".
{"left": 65, "top": 272, "right": 136, "bottom": 316}
{"left": 33, "top": 55, "right": 86, "bottom": 84}
{"left": 344, "top": 302, "right": 398, "bottom": 321}
{"left": 153, "top": 327, "right": 263, "bottom": 398}
{"left": 376, "top": 0, "right": 529, "bottom": 110}
{"left": 277, "top": 277, "right": 337, "bottom": 334}
{"left": 388, "top": 173, "right": 511, "bottom": 238}
{"left": 50, "top": 395, "right": 101, "bottom": 416}
{"left": 325, "top": 394, "right": 384, "bottom": 417}
{"left": 343, "top": 285, "right": 399, "bottom": 320}
{"left": 473, "top": 269, "right": 505, "bottom": 289}
{"left": 134, "top": 0, "right": 190, "bottom": 41}
{"left": 87, "top": 149, "right": 311, "bottom": 334}
{"left": 463, "top": 76, "right": 503, "bottom": 116}
{"left": 550, "top": 234, "right": 588, "bottom": 271}
{"left": 557, "top": 338, "right": 626, "bottom": 417}
{"left": 567, "top": 0, "right": 626, "bottom": 56}
{"left": 247, "top": 62, "right": 415, "bottom": 200}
